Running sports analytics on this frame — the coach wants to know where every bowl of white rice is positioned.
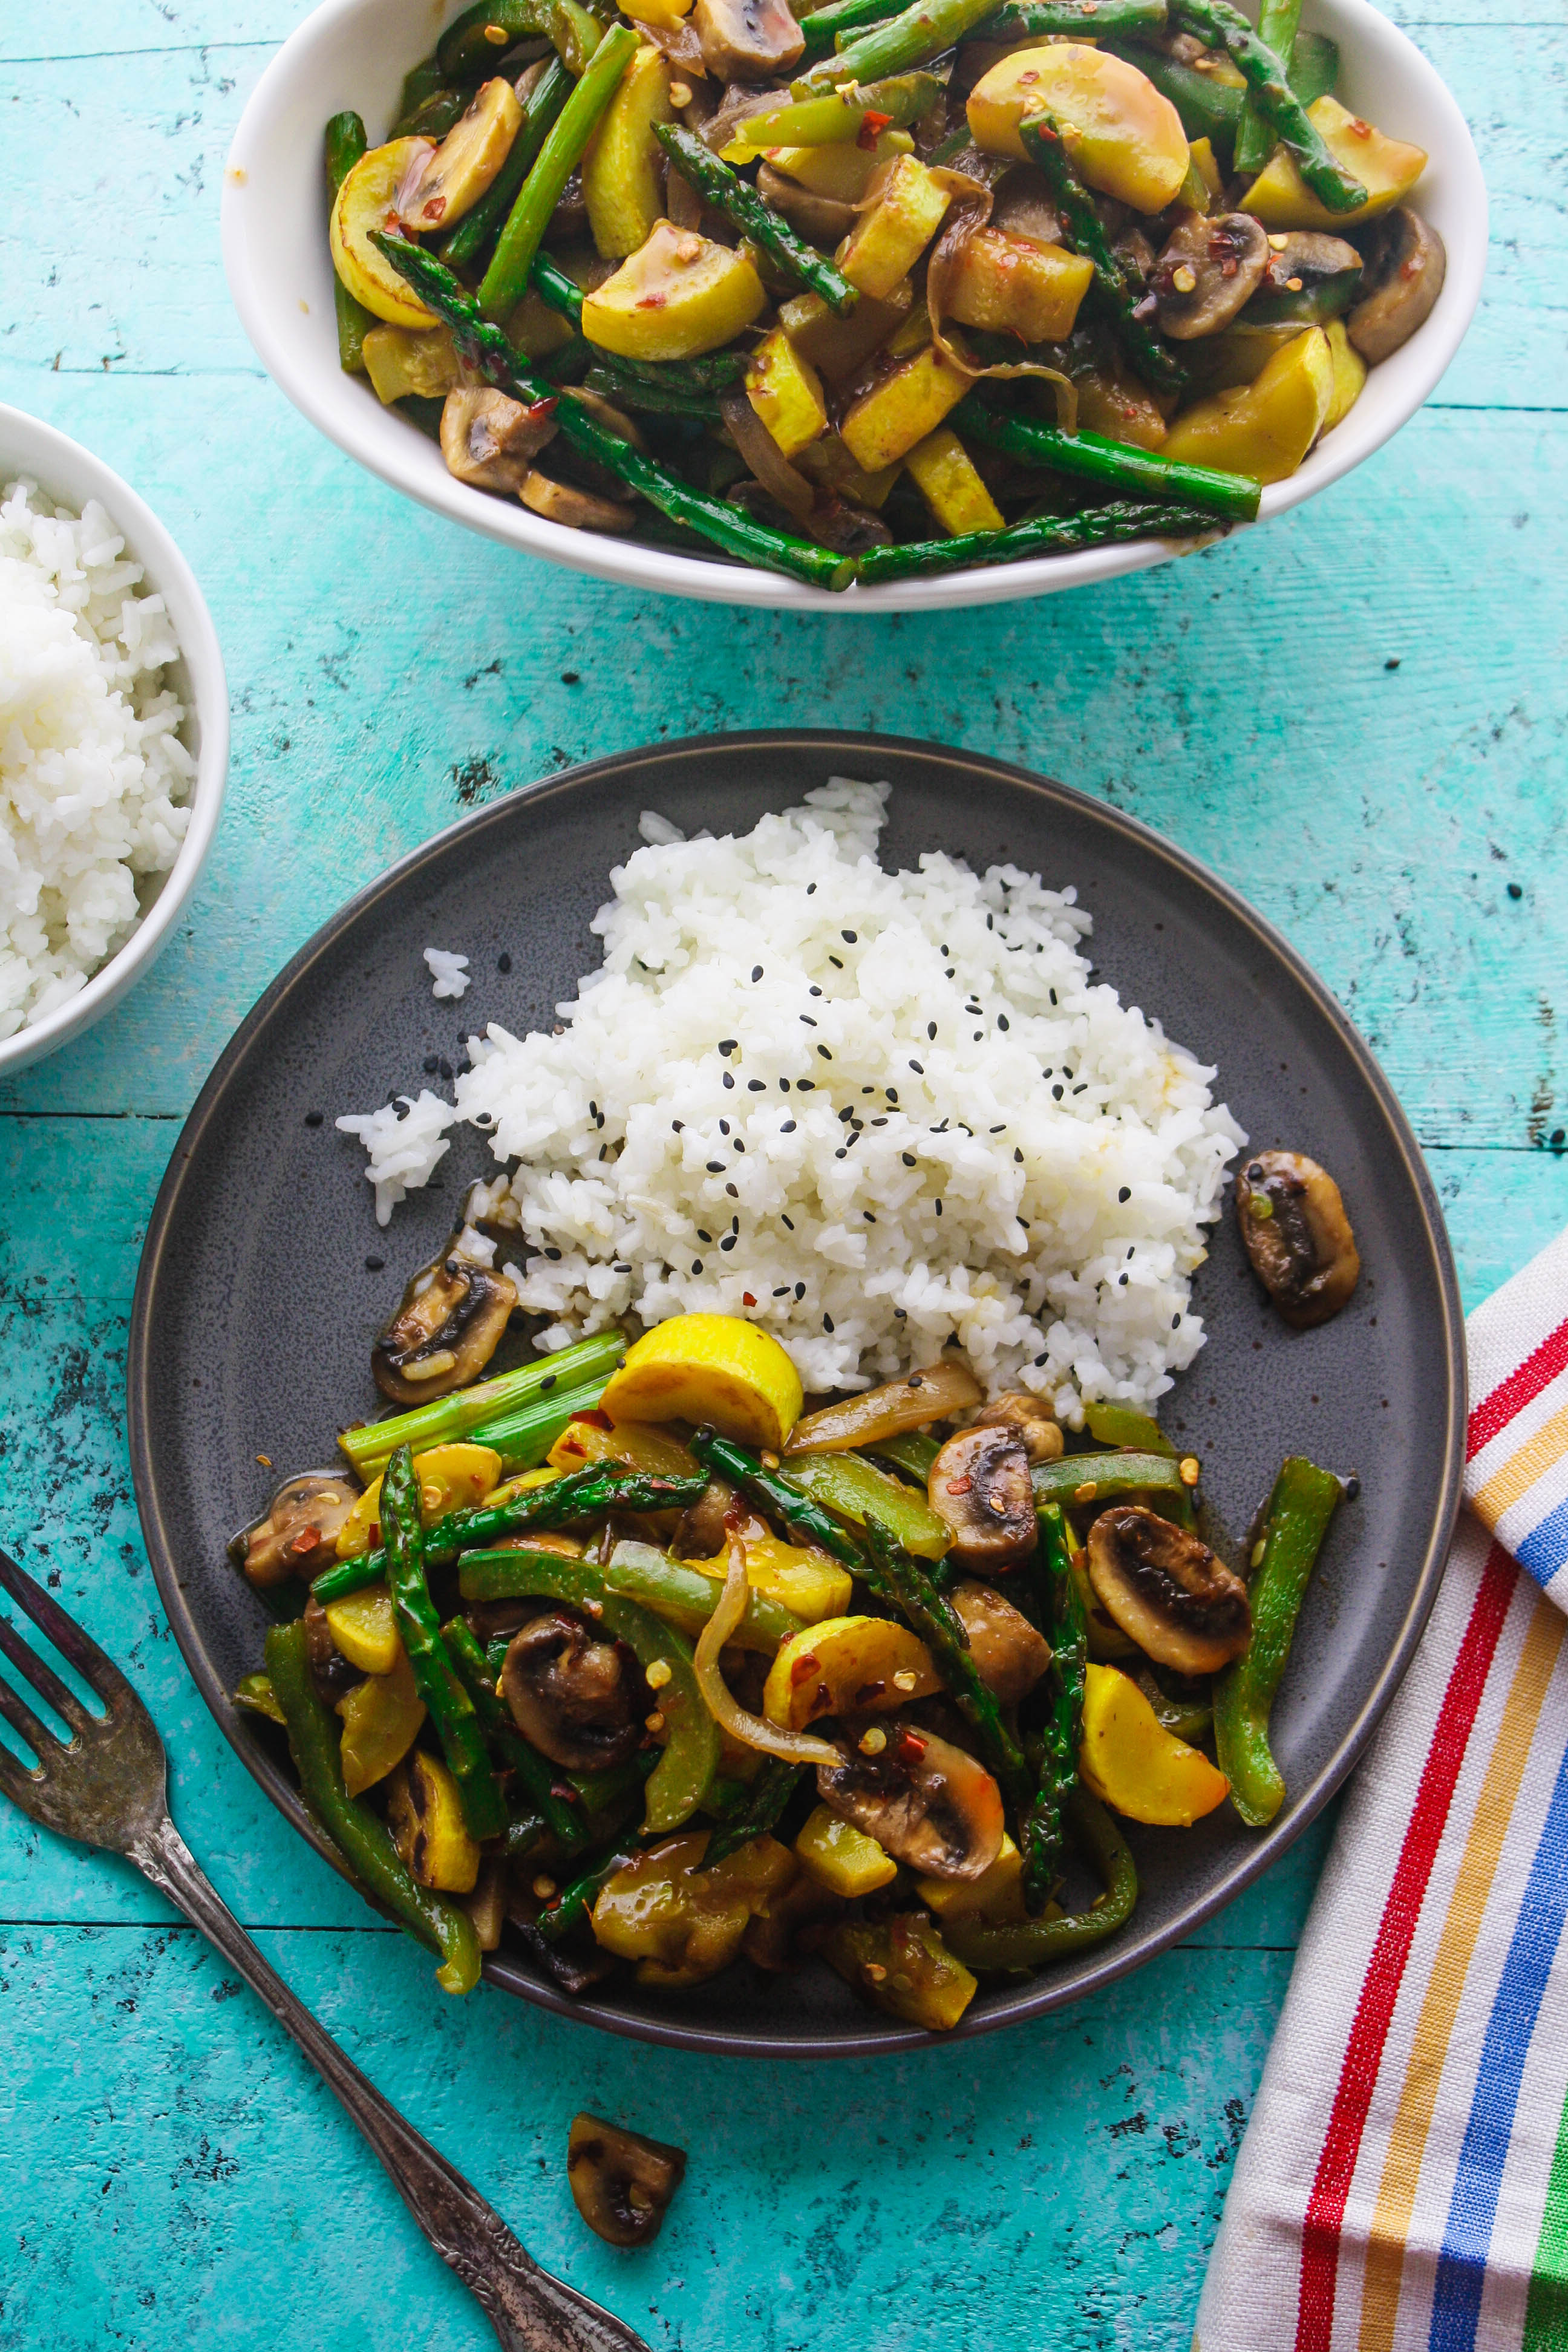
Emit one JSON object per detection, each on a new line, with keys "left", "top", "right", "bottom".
{"left": 0, "top": 405, "right": 228, "bottom": 1076}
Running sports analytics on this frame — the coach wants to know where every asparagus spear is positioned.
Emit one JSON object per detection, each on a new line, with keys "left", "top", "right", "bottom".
{"left": 479, "top": 21, "right": 641, "bottom": 320}
{"left": 324, "top": 113, "right": 375, "bottom": 374}
{"left": 1018, "top": 1501, "right": 1086, "bottom": 1910}
{"left": 440, "top": 57, "right": 573, "bottom": 271}
{"left": 858, "top": 499, "right": 1221, "bottom": 583}
{"left": 797, "top": 0, "right": 901, "bottom": 59}
{"left": 583, "top": 362, "right": 722, "bottom": 421}
{"left": 339, "top": 1328, "right": 625, "bottom": 1480}
{"left": 655, "top": 123, "right": 859, "bottom": 317}
{"left": 373, "top": 232, "right": 858, "bottom": 590}
{"left": 687, "top": 1428, "right": 866, "bottom": 1568}
{"left": 978, "top": 0, "right": 1166, "bottom": 34}
{"left": 956, "top": 395, "right": 1259, "bottom": 520}
{"left": 797, "top": 0, "right": 1002, "bottom": 90}
{"left": 380, "top": 1446, "right": 508, "bottom": 1840}
{"left": 1232, "top": 0, "right": 1299, "bottom": 172}
{"left": 704, "top": 1759, "right": 808, "bottom": 1864}
{"left": 1170, "top": 0, "right": 1364, "bottom": 210}
{"left": 1018, "top": 116, "right": 1186, "bottom": 395}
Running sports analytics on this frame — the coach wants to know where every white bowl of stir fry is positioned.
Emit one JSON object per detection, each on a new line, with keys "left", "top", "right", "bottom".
{"left": 223, "top": 0, "right": 1483, "bottom": 608}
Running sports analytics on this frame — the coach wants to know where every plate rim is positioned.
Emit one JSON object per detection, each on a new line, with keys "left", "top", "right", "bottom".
{"left": 128, "top": 728, "right": 1466, "bottom": 2058}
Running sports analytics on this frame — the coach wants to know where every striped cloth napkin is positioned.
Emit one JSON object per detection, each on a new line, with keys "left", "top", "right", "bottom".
{"left": 1196, "top": 1225, "right": 1568, "bottom": 2352}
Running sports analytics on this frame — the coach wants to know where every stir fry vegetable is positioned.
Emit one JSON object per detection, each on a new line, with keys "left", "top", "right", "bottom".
{"left": 237, "top": 1231, "right": 1355, "bottom": 2027}
{"left": 322, "top": 0, "right": 1442, "bottom": 585}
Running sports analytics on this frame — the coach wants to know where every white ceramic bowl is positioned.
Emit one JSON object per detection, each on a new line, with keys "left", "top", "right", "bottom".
{"left": 223, "top": 0, "right": 1485, "bottom": 613}
{"left": 0, "top": 408, "right": 229, "bottom": 1076}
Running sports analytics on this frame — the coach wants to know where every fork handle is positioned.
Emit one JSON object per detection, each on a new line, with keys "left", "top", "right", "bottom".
{"left": 128, "top": 1812, "right": 649, "bottom": 2352}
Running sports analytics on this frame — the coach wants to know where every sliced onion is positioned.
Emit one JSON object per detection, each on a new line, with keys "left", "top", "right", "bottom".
{"left": 693, "top": 1533, "right": 841, "bottom": 1766}
{"left": 719, "top": 390, "right": 815, "bottom": 526}
{"left": 784, "top": 1357, "right": 983, "bottom": 1457}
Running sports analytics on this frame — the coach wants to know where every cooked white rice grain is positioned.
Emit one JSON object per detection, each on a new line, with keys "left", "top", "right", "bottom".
{"left": 0, "top": 477, "right": 192, "bottom": 1037}
{"left": 425, "top": 945, "right": 471, "bottom": 999}
{"left": 336, "top": 1089, "right": 456, "bottom": 1226}
{"left": 344, "top": 780, "right": 1246, "bottom": 1417}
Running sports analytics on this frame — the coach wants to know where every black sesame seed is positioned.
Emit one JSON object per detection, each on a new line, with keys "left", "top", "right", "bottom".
{"left": 540, "top": 1374, "right": 557, "bottom": 1392}
{"left": 544, "top": 1247, "right": 562, "bottom": 1261}
{"left": 1119, "top": 1186, "right": 1131, "bottom": 1203}
{"left": 1172, "top": 1315, "right": 1181, "bottom": 1330}
{"left": 773, "top": 1285, "right": 789, "bottom": 1297}
{"left": 823, "top": 1313, "right": 835, "bottom": 1330}
{"left": 781, "top": 1120, "right": 797, "bottom": 1133}
{"left": 1119, "top": 1273, "right": 1128, "bottom": 1287}
{"left": 835, "top": 1148, "right": 847, "bottom": 1159}
{"left": 1014, "top": 1149, "right": 1024, "bottom": 1164}
{"left": 707, "top": 1160, "right": 724, "bottom": 1173}
{"left": 935, "top": 1200, "right": 942, "bottom": 1216}
{"left": 720, "top": 1235, "right": 736, "bottom": 1251}
{"left": 909, "top": 1059, "right": 924, "bottom": 1074}
{"left": 797, "top": 1079, "right": 814, "bottom": 1091}
{"left": 304, "top": 1111, "right": 323, "bottom": 1128}
{"left": 990, "top": 1124, "right": 1005, "bottom": 1135}
{"left": 829, "top": 955, "right": 843, "bottom": 970}
{"left": 864, "top": 1212, "right": 875, "bottom": 1223}
{"left": 734, "top": 1139, "right": 745, "bottom": 1152}
{"left": 1034, "top": 1353, "right": 1047, "bottom": 1367}
{"left": 423, "top": 1054, "right": 440, "bottom": 1074}
{"left": 719, "top": 1039, "right": 737, "bottom": 1055}
{"left": 780, "top": 1078, "right": 791, "bottom": 1092}
{"left": 886, "top": 1088, "right": 897, "bottom": 1103}
{"left": 782, "top": 1214, "right": 795, "bottom": 1230}
{"left": 794, "top": 1280, "right": 805, "bottom": 1298}
{"left": 672, "top": 1120, "right": 684, "bottom": 1132}
{"left": 748, "top": 1079, "right": 765, "bottom": 1092}
{"left": 901, "top": 1152, "right": 916, "bottom": 1167}
{"left": 801, "top": 1015, "right": 817, "bottom": 1027}
{"left": 613, "top": 1263, "right": 630, "bottom": 1274}
{"left": 1345, "top": 1475, "right": 1362, "bottom": 1501}
{"left": 806, "top": 883, "right": 817, "bottom": 895}
{"left": 927, "top": 1021, "right": 937, "bottom": 1040}
{"left": 841, "top": 930, "right": 857, "bottom": 943}
{"left": 365, "top": 1255, "right": 385, "bottom": 1272}
{"left": 439, "top": 1059, "right": 454, "bottom": 1080}
{"left": 497, "top": 952, "right": 512, "bottom": 973}
{"left": 998, "top": 1015, "right": 1009, "bottom": 1031}
{"left": 893, "top": 1305, "right": 907, "bottom": 1319}
{"left": 723, "top": 1071, "right": 735, "bottom": 1089}
{"left": 692, "top": 1260, "right": 703, "bottom": 1273}
{"left": 719, "top": 1120, "right": 730, "bottom": 1135}
{"left": 1051, "top": 1085, "right": 1063, "bottom": 1100}
{"left": 818, "top": 1045, "right": 832, "bottom": 1060}
{"left": 698, "top": 1230, "right": 712, "bottom": 1243}
{"left": 751, "top": 966, "right": 763, "bottom": 982}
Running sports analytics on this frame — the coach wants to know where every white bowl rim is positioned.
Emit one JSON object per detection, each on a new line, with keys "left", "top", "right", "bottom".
{"left": 223, "top": 0, "right": 1486, "bottom": 614}
{"left": 0, "top": 405, "right": 230, "bottom": 1075}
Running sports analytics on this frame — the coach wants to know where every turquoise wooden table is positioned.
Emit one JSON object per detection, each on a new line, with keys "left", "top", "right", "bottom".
{"left": 2, "top": 3, "right": 1564, "bottom": 2341}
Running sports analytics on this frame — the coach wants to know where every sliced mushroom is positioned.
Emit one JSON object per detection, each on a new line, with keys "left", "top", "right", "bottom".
{"left": 236, "top": 1470, "right": 359, "bottom": 1589}
{"left": 757, "top": 161, "right": 857, "bottom": 246}
{"left": 561, "top": 384, "right": 647, "bottom": 451}
{"left": 1086, "top": 1505, "right": 1252, "bottom": 1676}
{"left": 440, "top": 388, "right": 558, "bottom": 494}
{"left": 1245, "top": 230, "right": 1362, "bottom": 326}
{"left": 927, "top": 1425, "right": 1037, "bottom": 1569}
{"left": 1236, "top": 1149, "right": 1361, "bottom": 1328}
{"left": 1153, "top": 211, "right": 1270, "bottom": 341}
{"left": 1347, "top": 207, "right": 1446, "bottom": 364}
{"left": 699, "top": 82, "right": 788, "bottom": 155}
{"left": 399, "top": 77, "right": 524, "bottom": 232}
{"left": 519, "top": 471, "right": 637, "bottom": 533}
{"left": 303, "top": 1593, "right": 362, "bottom": 1704}
{"left": 817, "top": 1717, "right": 1005, "bottom": 1881}
{"left": 694, "top": 0, "right": 803, "bottom": 83}
{"left": 990, "top": 163, "right": 1062, "bottom": 250}
{"left": 373, "top": 1227, "right": 519, "bottom": 1404}
{"left": 500, "top": 1606, "right": 650, "bottom": 1770}
{"left": 567, "top": 2113, "right": 687, "bottom": 2247}
{"left": 949, "top": 1581, "right": 1053, "bottom": 1705}
{"left": 672, "top": 1478, "right": 736, "bottom": 1560}
{"left": 969, "top": 1389, "right": 1064, "bottom": 1465}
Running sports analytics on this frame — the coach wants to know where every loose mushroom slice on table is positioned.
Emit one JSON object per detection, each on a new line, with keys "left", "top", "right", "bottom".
{"left": 927, "top": 1424, "right": 1037, "bottom": 1567}
{"left": 500, "top": 1605, "right": 652, "bottom": 1769}
{"left": 817, "top": 1717, "right": 1005, "bottom": 1880}
{"left": 1347, "top": 207, "right": 1446, "bottom": 362}
{"left": 440, "top": 388, "right": 558, "bottom": 494}
{"left": 1153, "top": 211, "right": 1270, "bottom": 340}
{"left": 1086, "top": 1504, "right": 1252, "bottom": 1676}
{"left": 567, "top": 2114, "right": 687, "bottom": 2247}
{"left": 1235, "top": 1148, "right": 1361, "bottom": 1328}
{"left": 373, "top": 1224, "right": 519, "bottom": 1402}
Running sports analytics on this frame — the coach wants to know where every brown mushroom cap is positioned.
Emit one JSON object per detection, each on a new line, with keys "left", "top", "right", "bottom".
{"left": 567, "top": 2113, "right": 687, "bottom": 2247}
{"left": 238, "top": 1470, "right": 359, "bottom": 1588}
{"left": 969, "top": 1390, "right": 1064, "bottom": 1465}
{"left": 440, "top": 388, "right": 557, "bottom": 495}
{"left": 928, "top": 1424, "right": 1037, "bottom": 1567}
{"left": 694, "top": 0, "right": 803, "bottom": 82}
{"left": 1235, "top": 1149, "right": 1361, "bottom": 1328}
{"left": 1347, "top": 207, "right": 1446, "bottom": 364}
{"left": 1086, "top": 1505, "right": 1252, "bottom": 1676}
{"left": 1154, "top": 211, "right": 1270, "bottom": 341}
{"left": 500, "top": 1607, "right": 650, "bottom": 1770}
{"left": 949, "top": 1580, "right": 1053, "bottom": 1705}
{"left": 817, "top": 1716, "right": 1005, "bottom": 1881}
{"left": 373, "top": 1230, "right": 518, "bottom": 1404}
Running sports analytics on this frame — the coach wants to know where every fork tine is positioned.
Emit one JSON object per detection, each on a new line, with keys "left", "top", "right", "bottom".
{"left": 0, "top": 1737, "right": 41, "bottom": 1806}
{"left": 0, "top": 1546, "right": 139, "bottom": 1714}
{"left": 0, "top": 1670, "right": 60, "bottom": 1764}
{"left": 0, "top": 1610, "right": 94, "bottom": 1734}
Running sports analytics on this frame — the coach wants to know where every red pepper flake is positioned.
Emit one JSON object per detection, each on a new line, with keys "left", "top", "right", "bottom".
{"left": 636, "top": 290, "right": 669, "bottom": 309}
{"left": 422, "top": 195, "right": 448, "bottom": 221}
{"left": 947, "top": 1474, "right": 973, "bottom": 1495}
{"left": 856, "top": 109, "right": 892, "bottom": 149}
{"left": 742, "top": 1292, "right": 757, "bottom": 1307}
{"left": 526, "top": 396, "right": 560, "bottom": 421}
{"left": 290, "top": 1526, "right": 322, "bottom": 1554}
{"left": 897, "top": 1731, "right": 927, "bottom": 1763}
{"left": 790, "top": 1652, "right": 822, "bottom": 1686}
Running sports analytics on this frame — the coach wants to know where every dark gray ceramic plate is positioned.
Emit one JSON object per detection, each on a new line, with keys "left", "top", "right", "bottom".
{"left": 128, "top": 731, "right": 1465, "bottom": 2058}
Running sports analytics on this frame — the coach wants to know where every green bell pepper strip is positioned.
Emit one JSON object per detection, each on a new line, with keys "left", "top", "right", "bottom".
{"left": 1017, "top": 117, "right": 1187, "bottom": 396}
{"left": 656, "top": 122, "right": 860, "bottom": 316}
{"left": 392, "top": 58, "right": 451, "bottom": 136}
{"left": 373, "top": 232, "right": 858, "bottom": 592}
{"left": 796, "top": 0, "right": 1001, "bottom": 91}
{"left": 1084, "top": 1402, "right": 1176, "bottom": 1455}
{"left": 324, "top": 112, "right": 375, "bottom": 374}
{"left": 785, "top": 1449, "right": 952, "bottom": 1560}
{"left": 443, "top": 1615, "right": 589, "bottom": 1850}
{"left": 604, "top": 1540, "right": 806, "bottom": 1653}
{"left": 1031, "top": 1448, "right": 1192, "bottom": 1512}
{"left": 455, "top": 1549, "right": 721, "bottom": 1831}
{"left": 1233, "top": 0, "right": 1299, "bottom": 173}
{"left": 687, "top": 1429, "right": 866, "bottom": 1569}
{"left": 704, "top": 1759, "right": 808, "bottom": 1865}
{"left": 437, "top": 0, "right": 555, "bottom": 79}
{"left": 731, "top": 73, "right": 941, "bottom": 148}
{"left": 380, "top": 1447, "right": 508, "bottom": 1841}
{"left": 479, "top": 21, "right": 640, "bottom": 320}
{"left": 861, "top": 1517, "right": 1033, "bottom": 1812}
{"left": 310, "top": 1464, "right": 707, "bottom": 1604}
{"left": 534, "top": 1840, "right": 639, "bottom": 1944}
{"left": 866, "top": 1429, "right": 942, "bottom": 1485}
{"left": 338, "top": 1328, "right": 626, "bottom": 1479}
{"left": 956, "top": 395, "right": 1256, "bottom": 524}
{"left": 265, "top": 1619, "right": 483, "bottom": 1994}
{"left": 797, "top": 0, "right": 900, "bottom": 59}
{"left": 1018, "top": 1500, "right": 1088, "bottom": 1909}
{"left": 943, "top": 1788, "right": 1136, "bottom": 1970}
{"left": 440, "top": 57, "right": 573, "bottom": 270}
{"left": 549, "top": 0, "right": 607, "bottom": 74}
{"left": 978, "top": 0, "right": 1165, "bottom": 33}
{"left": 1114, "top": 44, "right": 1241, "bottom": 141}
{"left": 1132, "top": 1665, "right": 1212, "bottom": 1746}
{"left": 1170, "top": 0, "right": 1363, "bottom": 210}
{"left": 1213, "top": 1456, "right": 1344, "bottom": 1826}
{"left": 856, "top": 501, "right": 1223, "bottom": 584}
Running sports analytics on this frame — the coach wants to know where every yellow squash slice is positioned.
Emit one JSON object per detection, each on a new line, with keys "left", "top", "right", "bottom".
{"left": 967, "top": 45, "right": 1189, "bottom": 212}
{"left": 1243, "top": 96, "right": 1426, "bottom": 234}
{"left": 330, "top": 138, "right": 440, "bottom": 327}
{"left": 1161, "top": 325, "right": 1333, "bottom": 485}
{"left": 599, "top": 1310, "right": 802, "bottom": 1447}
{"left": 1078, "top": 1662, "right": 1229, "bottom": 1826}
{"left": 582, "top": 222, "right": 765, "bottom": 361}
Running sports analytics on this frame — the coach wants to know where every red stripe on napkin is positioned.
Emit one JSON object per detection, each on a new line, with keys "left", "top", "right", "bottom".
{"left": 1293, "top": 1543, "right": 1517, "bottom": 2351}
{"left": 1468, "top": 1318, "right": 1568, "bottom": 1461}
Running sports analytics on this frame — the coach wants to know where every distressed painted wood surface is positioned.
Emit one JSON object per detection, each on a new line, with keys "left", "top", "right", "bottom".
{"left": 1, "top": 0, "right": 1564, "bottom": 2342}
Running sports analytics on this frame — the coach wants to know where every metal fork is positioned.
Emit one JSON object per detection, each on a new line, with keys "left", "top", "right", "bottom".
{"left": 0, "top": 1543, "right": 651, "bottom": 2352}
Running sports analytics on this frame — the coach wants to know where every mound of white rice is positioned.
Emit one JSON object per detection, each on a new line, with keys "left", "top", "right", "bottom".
{"left": 0, "top": 477, "right": 193, "bottom": 1037}
{"left": 340, "top": 780, "right": 1245, "bottom": 1419}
